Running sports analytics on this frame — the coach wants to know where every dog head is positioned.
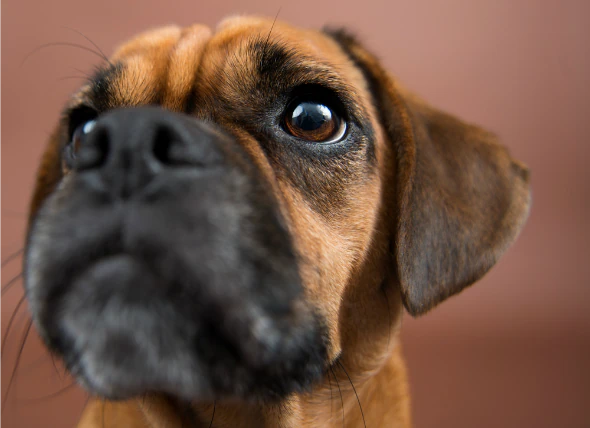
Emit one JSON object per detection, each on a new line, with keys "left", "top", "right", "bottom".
{"left": 24, "top": 16, "right": 530, "bottom": 411}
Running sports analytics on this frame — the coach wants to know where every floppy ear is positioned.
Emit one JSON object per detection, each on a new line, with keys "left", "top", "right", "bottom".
{"left": 326, "top": 29, "right": 531, "bottom": 316}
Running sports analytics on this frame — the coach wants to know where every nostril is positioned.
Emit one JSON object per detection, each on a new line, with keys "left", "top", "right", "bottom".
{"left": 95, "top": 129, "right": 110, "bottom": 166}
{"left": 152, "top": 126, "right": 177, "bottom": 166}
{"left": 152, "top": 126, "right": 187, "bottom": 166}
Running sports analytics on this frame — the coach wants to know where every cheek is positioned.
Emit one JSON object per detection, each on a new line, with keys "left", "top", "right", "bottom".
{"left": 25, "top": 175, "right": 77, "bottom": 323}
{"left": 279, "top": 176, "right": 381, "bottom": 360}
{"left": 28, "top": 128, "right": 65, "bottom": 226}
{"left": 228, "top": 132, "right": 384, "bottom": 360}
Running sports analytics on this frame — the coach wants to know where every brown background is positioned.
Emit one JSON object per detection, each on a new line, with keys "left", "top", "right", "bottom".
{"left": 2, "top": 0, "right": 589, "bottom": 427}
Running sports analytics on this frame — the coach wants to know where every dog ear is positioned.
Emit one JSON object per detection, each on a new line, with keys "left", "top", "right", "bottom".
{"left": 326, "top": 29, "right": 531, "bottom": 316}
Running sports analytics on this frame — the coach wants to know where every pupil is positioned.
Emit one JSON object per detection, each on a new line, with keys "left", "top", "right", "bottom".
{"left": 292, "top": 102, "right": 332, "bottom": 131}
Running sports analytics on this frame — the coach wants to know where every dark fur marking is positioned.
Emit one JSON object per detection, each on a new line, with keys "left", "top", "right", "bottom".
{"left": 241, "top": 38, "right": 378, "bottom": 215}
{"left": 325, "top": 28, "right": 531, "bottom": 316}
{"left": 89, "top": 62, "right": 125, "bottom": 111}
{"left": 323, "top": 28, "right": 407, "bottom": 162}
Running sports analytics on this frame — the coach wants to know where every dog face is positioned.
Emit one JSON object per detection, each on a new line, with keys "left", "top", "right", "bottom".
{"left": 24, "top": 16, "right": 530, "bottom": 410}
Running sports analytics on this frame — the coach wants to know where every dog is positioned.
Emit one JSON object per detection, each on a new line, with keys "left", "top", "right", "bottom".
{"left": 23, "top": 16, "right": 531, "bottom": 427}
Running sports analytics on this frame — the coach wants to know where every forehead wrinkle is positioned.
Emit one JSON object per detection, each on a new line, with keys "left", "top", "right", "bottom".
{"left": 254, "top": 39, "right": 344, "bottom": 84}
{"left": 198, "top": 34, "right": 365, "bottom": 121}
{"left": 243, "top": 35, "right": 357, "bottom": 92}
{"left": 162, "top": 25, "right": 212, "bottom": 111}
{"left": 85, "top": 27, "right": 183, "bottom": 110}
{"left": 83, "top": 61, "right": 157, "bottom": 110}
{"left": 77, "top": 21, "right": 368, "bottom": 129}
{"left": 117, "top": 57, "right": 159, "bottom": 106}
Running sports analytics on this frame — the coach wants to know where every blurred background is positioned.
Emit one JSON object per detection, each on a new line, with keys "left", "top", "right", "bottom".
{"left": 2, "top": 0, "right": 589, "bottom": 427}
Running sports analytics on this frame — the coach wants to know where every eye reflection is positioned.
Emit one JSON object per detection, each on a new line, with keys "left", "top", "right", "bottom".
{"left": 72, "top": 119, "right": 96, "bottom": 154}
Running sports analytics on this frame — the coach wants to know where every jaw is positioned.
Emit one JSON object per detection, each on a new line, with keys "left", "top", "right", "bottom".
{"left": 76, "top": 243, "right": 409, "bottom": 427}
{"left": 28, "top": 237, "right": 328, "bottom": 403}
{"left": 78, "top": 338, "right": 410, "bottom": 428}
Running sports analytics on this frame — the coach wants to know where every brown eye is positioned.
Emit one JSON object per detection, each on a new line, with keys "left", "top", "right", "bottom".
{"left": 284, "top": 101, "right": 346, "bottom": 143}
{"left": 66, "top": 105, "right": 98, "bottom": 161}
{"left": 71, "top": 120, "right": 96, "bottom": 154}
{"left": 64, "top": 117, "right": 97, "bottom": 169}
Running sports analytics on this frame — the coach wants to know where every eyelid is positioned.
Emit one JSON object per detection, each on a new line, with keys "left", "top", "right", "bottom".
{"left": 282, "top": 87, "right": 348, "bottom": 122}
{"left": 322, "top": 119, "right": 347, "bottom": 144}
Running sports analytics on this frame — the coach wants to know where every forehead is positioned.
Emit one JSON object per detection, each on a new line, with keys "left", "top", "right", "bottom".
{"left": 76, "top": 17, "right": 369, "bottom": 113}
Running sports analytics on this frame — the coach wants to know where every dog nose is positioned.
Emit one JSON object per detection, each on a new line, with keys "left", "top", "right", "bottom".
{"left": 74, "top": 107, "right": 223, "bottom": 198}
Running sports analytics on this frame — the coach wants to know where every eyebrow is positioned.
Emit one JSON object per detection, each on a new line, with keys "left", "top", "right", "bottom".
{"left": 86, "top": 62, "right": 125, "bottom": 111}
{"left": 68, "top": 40, "right": 367, "bottom": 127}
{"left": 248, "top": 39, "right": 362, "bottom": 112}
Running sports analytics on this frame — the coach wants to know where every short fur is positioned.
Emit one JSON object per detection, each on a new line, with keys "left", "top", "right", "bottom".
{"left": 24, "top": 17, "right": 530, "bottom": 427}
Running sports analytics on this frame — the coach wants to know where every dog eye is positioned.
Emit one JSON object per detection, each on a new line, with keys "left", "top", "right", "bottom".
{"left": 283, "top": 101, "right": 346, "bottom": 143}
{"left": 71, "top": 120, "right": 97, "bottom": 153}
{"left": 66, "top": 106, "right": 98, "bottom": 158}
{"left": 72, "top": 120, "right": 96, "bottom": 147}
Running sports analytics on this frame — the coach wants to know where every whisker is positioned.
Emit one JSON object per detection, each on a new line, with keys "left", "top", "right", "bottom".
{"left": 50, "top": 353, "right": 64, "bottom": 380}
{"left": 337, "top": 361, "right": 366, "bottom": 428}
{"left": 2, "top": 318, "right": 33, "bottom": 411}
{"left": 19, "top": 348, "right": 63, "bottom": 375}
{"left": 20, "top": 42, "right": 110, "bottom": 68}
{"left": 19, "top": 381, "right": 78, "bottom": 402}
{"left": 381, "top": 286, "right": 392, "bottom": 351}
{"left": 330, "top": 366, "right": 345, "bottom": 428}
{"left": 57, "top": 75, "right": 90, "bottom": 82}
{"left": 2, "top": 272, "right": 23, "bottom": 295}
{"left": 1, "top": 294, "right": 27, "bottom": 353}
{"left": 77, "top": 394, "right": 91, "bottom": 424}
{"left": 327, "top": 367, "right": 334, "bottom": 418}
{"left": 260, "top": 7, "right": 282, "bottom": 68}
{"left": 70, "top": 66, "right": 93, "bottom": 78}
{"left": 102, "top": 399, "right": 106, "bottom": 428}
{"left": 1, "top": 248, "right": 24, "bottom": 267}
{"left": 208, "top": 401, "right": 216, "bottom": 428}
{"left": 61, "top": 26, "right": 113, "bottom": 66}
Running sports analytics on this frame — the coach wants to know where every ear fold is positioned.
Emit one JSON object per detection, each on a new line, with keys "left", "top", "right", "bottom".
{"left": 326, "top": 29, "right": 531, "bottom": 316}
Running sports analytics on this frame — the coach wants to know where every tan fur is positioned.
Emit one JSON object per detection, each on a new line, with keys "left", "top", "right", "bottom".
{"left": 29, "top": 16, "right": 530, "bottom": 428}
